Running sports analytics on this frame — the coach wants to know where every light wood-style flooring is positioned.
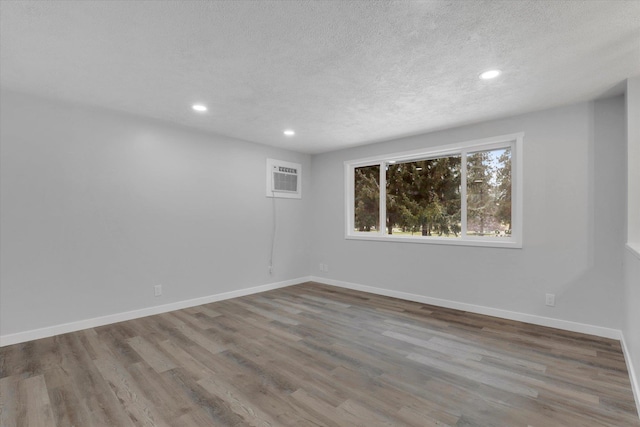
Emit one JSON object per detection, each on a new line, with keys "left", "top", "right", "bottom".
{"left": 1, "top": 282, "right": 638, "bottom": 426}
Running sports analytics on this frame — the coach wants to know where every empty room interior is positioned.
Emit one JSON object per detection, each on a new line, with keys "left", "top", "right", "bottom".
{"left": 1, "top": 1, "right": 640, "bottom": 426}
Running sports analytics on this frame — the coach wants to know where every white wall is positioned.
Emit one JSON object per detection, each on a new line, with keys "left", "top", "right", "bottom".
{"left": 311, "top": 97, "right": 627, "bottom": 331}
{"left": 0, "top": 90, "right": 311, "bottom": 337}
{"left": 623, "top": 76, "right": 640, "bottom": 405}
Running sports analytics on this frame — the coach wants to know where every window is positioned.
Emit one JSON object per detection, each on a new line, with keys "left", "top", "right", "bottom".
{"left": 345, "top": 133, "right": 523, "bottom": 248}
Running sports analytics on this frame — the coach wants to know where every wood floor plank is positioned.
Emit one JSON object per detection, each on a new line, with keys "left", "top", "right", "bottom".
{"left": 47, "top": 381, "right": 92, "bottom": 427}
{"left": 0, "top": 374, "right": 20, "bottom": 427}
{"left": 93, "top": 356, "right": 170, "bottom": 427}
{"left": 197, "top": 376, "right": 279, "bottom": 426}
{"left": 126, "top": 336, "right": 177, "bottom": 373}
{"left": 176, "top": 323, "right": 227, "bottom": 355}
{"left": 1, "top": 282, "right": 638, "bottom": 426}
{"left": 53, "top": 332, "right": 136, "bottom": 427}
{"left": 22, "top": 375, "right": 56, "bottom": 427}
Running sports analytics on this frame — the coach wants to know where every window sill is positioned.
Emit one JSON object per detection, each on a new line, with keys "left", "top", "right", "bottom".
{"left": 345, "top": 234, "right": 522, "bottom": 248}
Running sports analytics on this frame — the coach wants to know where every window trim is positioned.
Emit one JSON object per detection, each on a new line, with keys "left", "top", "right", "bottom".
{"left": 344, "top": 133, "right": 523, "bottom": 248}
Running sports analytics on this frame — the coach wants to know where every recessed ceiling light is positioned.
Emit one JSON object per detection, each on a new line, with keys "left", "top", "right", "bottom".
{"left": 192, "top": 104, "right": 207, "bottom": 112}
{"left": 283, "top": 129, "right": 295, "bottom": 136}
{"left": 479, "top": 69, "right": 502, "bottom": 80}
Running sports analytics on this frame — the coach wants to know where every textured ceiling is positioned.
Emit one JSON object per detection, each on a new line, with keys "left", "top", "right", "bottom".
{"left": 1, "top": 1, "right": 639, "bottom": 153}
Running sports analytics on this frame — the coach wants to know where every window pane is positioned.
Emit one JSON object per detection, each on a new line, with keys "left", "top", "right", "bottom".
{"left": 386, "top": 156, "right": 461, "bottom": 237}
{"left": 354, "top": 165, "right": 380, "bottom": 232}
{"left": 466, "top": 147, "right": 511, "bottom": 237}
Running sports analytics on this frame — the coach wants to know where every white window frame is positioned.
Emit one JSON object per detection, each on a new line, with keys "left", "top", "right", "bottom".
{"left": 345, "top": 133, "right": 523, "bottom": 248}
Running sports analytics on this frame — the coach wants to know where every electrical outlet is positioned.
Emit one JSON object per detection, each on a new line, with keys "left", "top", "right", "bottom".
{"left": 319, "top": 263, "right": 324, "bottom": 271}
{"left": 545, "top": 293, "right": 555, "bottom": 307}
{"left": 324, "top": 264, "right": 329, "bottom": 272}
{"left": 154, "top": 284, "right": 162, "bottom": 297}
{"left": 268, "top": 265, "right": 273, "bottom": 274}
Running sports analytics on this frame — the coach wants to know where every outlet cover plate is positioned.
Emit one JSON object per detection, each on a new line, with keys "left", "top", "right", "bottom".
{"left": 545, "top": 293, "right": 555, "bottom": 307}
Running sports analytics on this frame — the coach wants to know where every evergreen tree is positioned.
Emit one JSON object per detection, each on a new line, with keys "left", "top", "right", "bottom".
{"left": 386, "top": 163, "right": 411, "bottom": 234}
{"left": 355, "top": 149, "right": 508, "bottom": 238}
{"left": 354, "top": 166, "right": 379, "bottom": 231}
{"left": 495, "top": 148, "right": 512, "bottom": 231}
{"left": 466, "top": 151, "right": 495, "bottom": 236}
{"left": 386, "top": 156, "right": 461, "bottom": 236}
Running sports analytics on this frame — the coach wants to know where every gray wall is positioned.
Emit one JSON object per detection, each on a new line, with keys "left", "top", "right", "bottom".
{"left": 0, "top": 90, "right": 631, "bottom": 347}
{"left": 310, "top": 97, "right": 627, "bottom": 330}
{"left": 624, "top": 76, "right": 640, "bottom": 401}
{"left": 0, "top": 90, "right": 311, "bottom": 336}
{"left": 624, "top": 249, "right": 640, "bottom": 398}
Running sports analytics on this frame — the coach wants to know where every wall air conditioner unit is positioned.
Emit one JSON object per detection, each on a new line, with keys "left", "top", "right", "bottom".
{"left": 266, "top": 158, "right": 302, "bottom": 199}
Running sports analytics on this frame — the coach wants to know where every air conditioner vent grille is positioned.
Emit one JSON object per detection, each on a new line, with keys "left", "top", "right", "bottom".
{"left": 273, "top": 172, "right": 298, "bottom": 192}
{"left": 266, "top": 159, "right": 302, "bottom": 199}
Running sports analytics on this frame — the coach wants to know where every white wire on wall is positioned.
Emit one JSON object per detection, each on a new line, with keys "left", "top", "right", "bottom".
{"left": 269, "top": 190, "right": 276, "bottom": 274}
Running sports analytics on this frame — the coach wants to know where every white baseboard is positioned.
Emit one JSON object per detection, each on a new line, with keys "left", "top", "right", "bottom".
{"left": 621, "top": 333, "right": 640, "bottom": 417}
{"left": 0, "top": 276, "right": 312, "bottom": 347}
{"left": 310, "top": 276, "right": 622, "bottom": 340}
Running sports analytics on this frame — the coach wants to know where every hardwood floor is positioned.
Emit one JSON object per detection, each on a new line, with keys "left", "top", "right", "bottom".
{"left": 1, "top": 282, "right": 638, "bottom": 426}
